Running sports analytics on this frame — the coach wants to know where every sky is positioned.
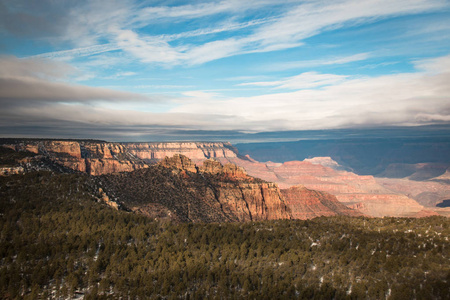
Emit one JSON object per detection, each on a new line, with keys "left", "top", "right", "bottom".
{"left": 1, "top": 0, "right": 450, "bottom": 142}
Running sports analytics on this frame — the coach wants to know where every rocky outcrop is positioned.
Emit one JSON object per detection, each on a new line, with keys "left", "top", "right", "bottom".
{"left": 433, "top": 168, "right": 450, "bottom": 182}
{"left": 45, "top": 141, "right": 86, "bottom": 172}
{"left": 180, "top": 157, "right": 291, "bottom": 222}
{"left": 2, "top": 140, "right": 149, "bottom": 175}
{"left": 199, "top": 158, "right": 249, "bottom": 180}
{"left": 99, "top": 156, "right": 291, "bottom": 223}
{"left": 125, "top": 142, "right": 238, "bottom": 162}
{"left": 160, "top": 154, "right": 198, "bottom": 173}
{"left": 340, "top": 194, "right": 432, "bottom": 217}
{"left": 0, "top": 166, "right": 25, "bottom": 176}
{"left": 98, "top": 188, "right": 119, "bottom": 210}
{"left": 303, "top": 157, "right": 350, "bottom": 171}
{"left": 212, "top": 181, "right": 290, "bottom": 221}
{"left": 281, "top": 186, "right": 363, "bottom": 219}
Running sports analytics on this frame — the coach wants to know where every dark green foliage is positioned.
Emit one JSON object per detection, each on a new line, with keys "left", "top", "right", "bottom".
{"left": 0, "top": 171, "right": 449, "bottom": 299}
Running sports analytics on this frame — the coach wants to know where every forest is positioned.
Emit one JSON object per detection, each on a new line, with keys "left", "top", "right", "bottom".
{"left": 0, "top": 171, "right": 449, "bottom": 299}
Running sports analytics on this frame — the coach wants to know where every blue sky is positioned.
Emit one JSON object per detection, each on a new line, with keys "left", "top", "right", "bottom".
{"left": 0, "top": 0, "right": 450, "bottom": 141}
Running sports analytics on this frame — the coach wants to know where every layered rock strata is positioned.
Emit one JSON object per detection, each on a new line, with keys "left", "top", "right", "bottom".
{"left": 229, "top": 158, "right": 437, "bottom": 218}
{"left": 375, "top": 177, "right": 450, "bottom": 208}
{"left": 2, "top": 140, "right": 238, "bottom": 176}
{"left": 99, "top": 155, "right": 291, "bottom": 222}
{"left": 3, "top": 139, "right": 443, "bottom": 218}
{"left": 281, "top": 186, "right": 363, "bottom": 219}
{"left": 125, "top": 142, "right": 238, "bottom": 162}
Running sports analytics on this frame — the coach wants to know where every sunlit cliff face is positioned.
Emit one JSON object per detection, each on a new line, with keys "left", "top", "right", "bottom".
{"left": 3, "top": 140, "right": 238, "bottom": 175}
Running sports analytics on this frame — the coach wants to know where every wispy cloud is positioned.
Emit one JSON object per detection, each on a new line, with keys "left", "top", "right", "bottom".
{"left": 268, "top": 53, "right": 371, "bottom": 71}
{"left": 124, "top": 0, "right": 447, "bottom": 65}
{"left": 31, "top": 18, "right": 270, "bottom": 62}
{"left": 104, "top": 71, "right": 137, "bottom": 79}
{"left": 414, "top": 54, "right": 450, "bottom": 73}
{"left": 131, "top": 0, "right": 285, "bottom": 24}
{"left": 32, "top": 44, "right": 122, "bottom": 61}
{"left": 238, "top": 72, "right": 349, "bottom": 90}
{"left": 24, "top": 0, "right": 448, "bottom": 66}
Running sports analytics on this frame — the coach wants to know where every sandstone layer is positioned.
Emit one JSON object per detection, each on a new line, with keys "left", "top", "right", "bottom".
{"left": 99, "top": 155, "right": 291, "bottom": 222}
{"left": 2, "top": 139, "right": 444, "bottom": 219}
{"left": 227, "top": 157, "right": 437, "bottom": 218}
{"left": 2, "top": 140, "right": 238, "bottom": 176}
{"left": 125, "top": 142, "right": 237, "bottom": 162}
{"left": 280, "top": 186, "right": 363, "bottom": 219}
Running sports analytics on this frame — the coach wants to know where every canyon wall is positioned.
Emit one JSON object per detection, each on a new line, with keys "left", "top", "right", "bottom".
{"left": 228, "top": 157, "right": 438, "bottom": 218}
{"left": 281, "top": 186, "right": 363, "bottom": 219}
{"left": 2, "top": 140, "right": 238, "bottom": 176}
{"left": 165, "top": 155, "right": 292, "bottom": 221}
{"left": 99, "top": 154, "right": 291, "bottom": 222}
{"left": 125, "top": 142, "right": 237, "bottom": 162}
{"left": 2, "top": 139, "right": 445, "bottom": 219}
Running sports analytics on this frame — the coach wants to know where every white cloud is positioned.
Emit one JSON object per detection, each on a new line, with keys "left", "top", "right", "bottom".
{"left": 31, "top": 18, "right": 270, "bottom": 62}
{"left": 269, "top": 53, "right": 371, "bottom": 71}
{"left": 238, "top": 72, "right": 348, "bottom": 90}
{"left": 414, "top": 54, "right": 450, "bottom": 73}
{"left": 168, "top": 54, "right": 450, "bottom": 130}
{"left": 247, "top": 0, "right": 446, "bottom": 50}
{"left": 133, "top": 0, "right": 447, "bottom": 66}
{"left": 104, "top": 71, "right": 137, "bottom": 79}
{"left": 20, "top": 0, "right": 449, "bottom": 66}
{"left": 131, "top": 0, "right": 285, "bottom": 23}
{"left": 32, "top": 44, "right": 122, "bottom": 61}
{"left": 113, "top": 29, "right": 184, "bottom": 64}
{"left": 3, "top": 52, "right": 450, "bottom": 132}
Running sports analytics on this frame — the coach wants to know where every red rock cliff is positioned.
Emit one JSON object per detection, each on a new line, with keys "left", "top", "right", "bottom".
{"left": 3, "top": 140, "right": 149, "bottom": 175}
{"left": 3, "top": 140, "right": 239, "bottom": 175}
{"left": 125, "top": 142, "right": 238, "bottom": 162}
{"left": 229, "top": 157, "right": 438, "bottom": 218}
{"left": 281, "top": 186, "right": 363, "bottom": 219}
{"left": 157, "top": 156, "right": 291, "bottom": 221}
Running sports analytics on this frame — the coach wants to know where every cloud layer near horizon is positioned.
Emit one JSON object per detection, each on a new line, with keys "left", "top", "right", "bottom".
{"left": 1, "top": 54, "right": 449, "bottom": 135}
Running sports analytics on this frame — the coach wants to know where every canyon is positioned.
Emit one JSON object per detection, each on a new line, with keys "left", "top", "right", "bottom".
{"left": 1, "top": 139, "right": 448, "bottom": 219}
{"left": 99, "top": 154, "right": 293, "bottom": 222}
{"left": 2, "top": 140, "right": 235, "bottom": 175}
{"left": 225, "top": 157, "right": 439, "bottom": 218}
